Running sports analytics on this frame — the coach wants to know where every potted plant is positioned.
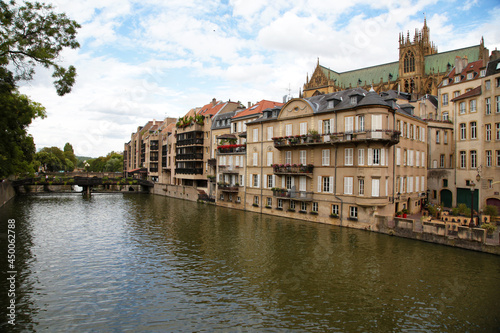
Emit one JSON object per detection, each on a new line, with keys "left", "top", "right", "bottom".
{"left": 481, "top": 223, "right": 496, "bottom": 237}
{"left": 402, "top": 209, "right": 408, "bottom": 218}
{"left": 396, "top": 211, "right": 402, "bottom": 218}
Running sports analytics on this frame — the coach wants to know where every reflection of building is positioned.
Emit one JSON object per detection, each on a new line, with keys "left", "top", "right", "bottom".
{"left": 245, "top": 88, "right": 427, "bottom": 228}
{"left": 303, "top": 20, "right": 489, "bottom": 98}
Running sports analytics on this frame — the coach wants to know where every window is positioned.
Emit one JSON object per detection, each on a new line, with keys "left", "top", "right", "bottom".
{"left": 460, "top": 151, "right": 466, "bottom": 168}
{"left": 267, "top": 151, "right": 273, "bottom": 166}
{"left": 443, "top": 179, "right": 448, "bottom": 187}
{"left": 267, "top": 127, "right": 273, "bottom": 141}
{"left": 471, "top": 150, "right": 477, "bottom": 168}
{"left": 396, "top": 148, "right": 401, "bottom": 166}
{"left": 285, "top": 124, "right": 292, "bottom": 137}
{"left": 300, "top": 202, "right": 307, "bottom": 212}
{"left": 290, "top": 201, "right": 295, "bottom": 210}
{"left": 371, "top": 179, "right": 380, "bottom": 197}
{"left": 358, "top": 178, "right": 364, "bottom": 196}
{"left": 480, "top": 70, "right": 486, "bottom": 77}
{"left": 267, "top": 197, "right": 272, "bottom": 207}
{"left": 345, "top": 148, "right": 353, "bottom": 166}
{"left": 322, "top": 149, "right": 330, "bottom": 166}
{"left": 277, "top": 199, "right": 283, "bottom": 209}
{"left": 459, "top": 102, "right": 466, "bottom": 114}
{"left": 442, "top": 93, "right": 448, "bottom": 106}
{"left": 253, "top": 128, "right": 259, "bottom": 142}
{"left": 486, "top": 98, "right": 491, "bottom": 114}
{"left": 497, "top": 78, "right": 500, "bottom": 87}
{"left": 299, "top": 176, "right": 306, "bottom": 192}
{"left": 253, "top": 152, "right": 258, "bottom": 166}
{"left": 253, "top": 174, "right": 260, "bottom": 187}
{"left": 470, "top": 122, "right": 477, "bottom": 139}
{"left": 496, "top": 123, "right": 500, "bottom": 140}
{"left": 486, "top": 80, "right": 491, "bottom": 90}
{"left": 350, "top": 96, "right": 357, "bottom": 105}
{"left": 453, "top": 91, "right": 460, "bottom": 98}
{"left": 312, "top": 202, "right": 318, "bottom": 213}
{"left": 285, "top": 151, "right": 291, "bottom": 165}
{"left": 460, "top": 123, "right": 466, "bottom": 140}
{"left": 254, "top": 196, "right": 259, "bottom": 206}
{"left": 467, "top": 72, "right": 473, "bottom": 80}
{"left": 443, "top": 112, "right": 449, "bottom": 120}
{"left": 323, "top": 119, "right": 331, "bottom": 134}
{"left": 349, "top": 206, "right": 358, "bottom": 219}
{"left": 454, "top": 76, "right": 460, "bottom": 83}
{"left": 344, "top": 177, "right": 353, "bottom": 195}
{"left": 357, "top": 116, "right": 365, "bottom": 131}
{"left": 322, "top": 176, "right": 332, "bottom": 193}
{"left": 403, "top": 51, "right": 415, "bottom": 73}
{"left": 300, "top": 122, "right": 307, "bottom": 136}
{"left": 369, "top": 148, "right": 380, "bottom": 165}
{"left": 416, "top": 151, "right": 420, "bottom": 167}
{"left": 220, "top": 194, "right": 224, "bottom": 200}
{"left": 497, "top": 151, "right": 500, "bottom": 166}
{"left": 267, "top": 175, "right": 274, "bottom": 188}
{"left": 470, "top": 100, "right": 476, "bottom": 112}
{"left": 443, "top": 131, "right": 448, "bottom": 144}
{"left": 286, "top": 176, "right": 292, "bottom": 190}
{"left": 440, "top": 154, "right": 445, "bottom": 168}
{"left": 331, "top": 204, "right": 339, "bottom": 216}
{"left": 436, "top": 130, "right": 440, "bottom": 143}
{"left": 497, "top": 96, "right": 500, "bottom": 113}
{"left": 486, "top": 124, "right": 492, "bottom": 141}
{"left": 358, "top": 149, "right": 365, "bottom": 166}
{"left": 300, "top": 150, "right": 307, "bottom": 165}
{"left": 486, "top": 150, "right": 492, "bottom": 167}
{"left": 345, "top": 116, "right": 354, "bottom": 132}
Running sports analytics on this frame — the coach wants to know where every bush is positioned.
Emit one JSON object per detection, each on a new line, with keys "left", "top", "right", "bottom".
{"left": 481, "top": 223, "right": 496, "bottom": 235}
{"left": 484, "top": 205, "right": 498, "bottom": 218}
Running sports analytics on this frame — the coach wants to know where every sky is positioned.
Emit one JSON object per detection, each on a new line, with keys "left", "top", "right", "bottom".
{"left": 19, "top": 0, "right": 500, "bottom": 158}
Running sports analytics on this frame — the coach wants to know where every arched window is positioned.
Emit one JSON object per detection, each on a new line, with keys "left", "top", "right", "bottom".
{"left": 403, "top": 51, "right": 415, "bottom": 73}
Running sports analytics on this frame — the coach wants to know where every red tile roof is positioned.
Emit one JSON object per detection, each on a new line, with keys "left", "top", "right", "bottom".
{"left": 443, "top": 59, "right": 484, "bottom": 85}
{"left": 232, "top": 100, "right": 283, "bottom": 119}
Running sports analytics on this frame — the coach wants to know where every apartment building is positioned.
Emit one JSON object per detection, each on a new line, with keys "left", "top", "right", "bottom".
{"left": 244, "top": 88, "right": 427, "bottom": 229}
{"left": 213, "top": 100, "right": 283, "bottom": 210}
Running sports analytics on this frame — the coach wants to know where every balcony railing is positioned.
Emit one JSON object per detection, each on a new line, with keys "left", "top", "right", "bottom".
{"left": 218, "top": 165, "right": 242, "bottom": 173}
{"left": 217, "top": 144, "right": 246, "bottom": 154}
{"left": 272, "top": 189, "right": 313, "bottom": 201}
{"left": 176, "top": 153, "right": 203, "bottom": 160}
{"left": 175, "top": 168, "right": 203, "bottom": 175}
{"left": 272, "top": 164, "right": 314, "bottom": 175}
{"left": 273, "top": 130, "right": 400, "bottom": 148}
{"left": 176, "top": 138, "right": 204, "bottom": 147}
{"left": 217, "top": 184, "right": 240, "bottom": 192}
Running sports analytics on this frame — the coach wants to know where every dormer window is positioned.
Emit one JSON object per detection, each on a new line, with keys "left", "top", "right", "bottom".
{"left": 350, "top": 96, "right": 357, "bottom": 105}
{"left": 442, "top": 79, "right": 448, "bottom": 86}
{"left": 272, "top": 110, "right": 278, "bottom": 117}
{"left": 328, "top": 100, "right": 334, "bottom": 108}
{"left": 480, "top": 69, "right": 486, "bottom": 77}
{"left": 454, "top": 76, "right": 460, "bottom": 83}
{"left": 467, "top": 73, "right": 473, "bottom": 80}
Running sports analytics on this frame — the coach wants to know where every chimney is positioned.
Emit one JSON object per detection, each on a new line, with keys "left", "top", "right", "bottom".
{"left": 153, "top": 119, "right": 156, "bottom": 125}
{"left": 455, "top": 56, "right": 463, "bottom": 73}
{"left": 212, "top": 98, "right": 217, "bottom": 106}
{"left": 248, "top": 102, "right": 252, "bottom": 108}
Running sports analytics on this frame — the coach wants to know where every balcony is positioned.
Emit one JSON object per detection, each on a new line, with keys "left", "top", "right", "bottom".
{"left": 176, "top": 153, "right": 203, "bottom": 161}
{"left": 217, "top": 183, "right": 240, "bottom": 192}
{"left": 218, "top": 165, "right": 242, "bottom": 174}
{"left": 176, "top": 138, "right": 204, "bottom": 147}
{"left": 208, "top": 158, "right": 217, "bottom": 167}
{"left": 272, "top": 189, "right": 314, "bottom": 201}
{"left": 273, "top": 130, "right": 400, "bottom": 148}
{"left": 175, "top": 168, "right": 203, "bottom": 175}
{"left": 217, "top": 144, "right": 246, "bottom": 154}
{"left": 272, "top": 164, "right": 314, "bottom": 176}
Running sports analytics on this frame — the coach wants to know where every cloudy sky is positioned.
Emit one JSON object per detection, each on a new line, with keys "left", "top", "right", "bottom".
{"left": 19, "top": 0, "right": 500, "bottom": 157}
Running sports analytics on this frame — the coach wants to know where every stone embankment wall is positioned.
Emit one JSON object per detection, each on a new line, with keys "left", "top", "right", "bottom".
{"left": 153, "top": 183, "right": 201, "bottom": 202}
{"left": 377, "top": 216, "right": 500, "bottom": 255}
{"left": 0, "top": 181, "right": 16, "bottom": 207}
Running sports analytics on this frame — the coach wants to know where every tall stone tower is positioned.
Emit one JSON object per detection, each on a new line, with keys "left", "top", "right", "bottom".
{"left": 398, "top": 18, "right": 438, "bottom": 96}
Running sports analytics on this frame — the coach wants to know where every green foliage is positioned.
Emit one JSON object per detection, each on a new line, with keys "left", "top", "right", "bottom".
{"left": 63, "top": 143, "right": 77, "bottom": 167}
{"left": 85, "top": 151, "right": 123, "bottom": 172}
{"left": 36, "top": 146, "right": 75, "bottom": 172}
{"left": 0, "top": 1, "right": 80, "bottom": 95}
{"left": 484, "top": 205, "right": 498, "bottom": 218}
{"left": 481, "top": 223, "right": 496, "bottom": 235}
{"left": 457, "top": 203, "right": 471, "bottom": 216}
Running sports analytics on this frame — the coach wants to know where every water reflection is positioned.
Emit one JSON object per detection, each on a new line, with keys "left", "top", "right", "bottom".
{"left": 0, "top": 194, "right": 499, "bottom": 332}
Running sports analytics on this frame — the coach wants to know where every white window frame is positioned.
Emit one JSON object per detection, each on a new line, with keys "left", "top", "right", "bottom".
{"left": 322, "top": 149, "right": 330, "bottom": 166}
{"left": 344, "top": 177, "right": 353, "bottom": 195}
{"left": 345, "top": 148, "right": 353, "bottom": 166}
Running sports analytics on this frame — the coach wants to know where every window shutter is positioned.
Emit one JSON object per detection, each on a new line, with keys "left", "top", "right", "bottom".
{"left": 318, "top": 120, "right": 322, "bottom": 135}
{"left": 241, "top": 175, "right": 245, "bottom": 187}
{"left": 329, "top": 176, "right": 334, "bottom": 193}
{"left": 249, "top": 175, "right": 252, "bottom": 188}
{"left": 272, "top": 175, "right": 276, "bottom": 188}
{"left": 381, "top": 149, "right": 385, "bottom": 166}
{"left": 355, "top": 116, "right": 359, "bottom": 131}
{"left": 282, "top": 176, "right": 285, "bottom": 188}
{"left": 317, "top": 176, "right": 322, "bottom": 193}
{"left": 330, "top": 119, "right": 334, "bottom": 133}
{"left": 263, "top": 174, "right": 267, "bottom": 188}
{"left": 299, "top": 176, "right": 306, "bottom": 192}
{"left": 291, "top": 177, "right": 295, "bottom": 187}
{"left": 368, "top": 148, "right": 373, "bottom": 166}
{"left": 256, "top": 174, "right": 260, "bottom": 188}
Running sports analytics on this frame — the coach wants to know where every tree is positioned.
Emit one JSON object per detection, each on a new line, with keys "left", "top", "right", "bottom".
{"left": 0, "top": 2, "right": 80, "bottom": 178}
{"left": 0, "top": 1, "right": 81, "bottom": 95}
{"left": 63, "top": 142, "right": 77, "bottom": 167}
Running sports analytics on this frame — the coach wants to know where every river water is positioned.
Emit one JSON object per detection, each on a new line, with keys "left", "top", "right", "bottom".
{"left": 1, "top": 193, "right": 499, "bottom": 332}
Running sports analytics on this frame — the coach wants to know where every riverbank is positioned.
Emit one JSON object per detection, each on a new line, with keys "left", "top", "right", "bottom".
{"left": 0, "top": 180, "right": 15, "bottom": 207}
{"left": 153, "top": 183, "right": 500, "bottom": 255}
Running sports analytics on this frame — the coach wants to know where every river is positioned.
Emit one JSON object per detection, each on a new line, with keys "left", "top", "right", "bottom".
{"left": 1, "top": 193, "right": 499, "bottom": 332}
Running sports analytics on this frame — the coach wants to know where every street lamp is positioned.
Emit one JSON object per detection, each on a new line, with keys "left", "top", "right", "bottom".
{"left": 470, "top": 181, "right": 475, "bottom": 227}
